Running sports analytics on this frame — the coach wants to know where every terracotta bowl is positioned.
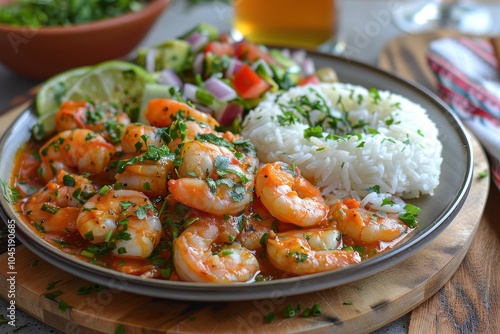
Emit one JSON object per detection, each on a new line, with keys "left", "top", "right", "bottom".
{"left": 0, "top": 0, "right": 170, "bottom": 80}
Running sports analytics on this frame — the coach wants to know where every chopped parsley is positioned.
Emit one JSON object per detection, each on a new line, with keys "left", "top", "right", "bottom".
{"left": 46, "top": 280, "right": 62, "bottom": 290}
{"left": 58, "top": 299, "right": 73, "bottom": 312}
{"left": 398, "top": 212, "right": 418, "bottom": 228}
{"left": 478, "top": 170, "right": 488, "bottom": 179}
{"left": 282, "top": 304, "right": 296, "bottom": 318}
{"left": 286, "top": 251, "right": 308, "bottom": 263}
{"left": 381, "top": 198, "right": 394, "bottom": 206}
{"left": 0, "top": 179, "right": 21, "bottom": 204}
{"left": 62, "top": 174, "right": 76, "bottom": 187}
{"left": 264, "top": 311, "right": 277, "bottom": 323}
{"left": 41, "top": 203, "right": 60, "bottom": 215}
{"left": 304, "top": 126, "right": 323, "bottom": 140}
{"left": 365, "top": 185, "right": 381, "bottom": 193}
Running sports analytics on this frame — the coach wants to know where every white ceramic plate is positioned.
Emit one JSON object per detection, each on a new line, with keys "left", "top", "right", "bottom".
{"left": 0, "top": 52, "right": 473, "bottom": 301}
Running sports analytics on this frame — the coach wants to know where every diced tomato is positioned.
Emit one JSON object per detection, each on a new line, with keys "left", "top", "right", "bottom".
{"left": 233, "top": 64, "right": 271, "bottom": 99}
{"left": 204, "top": 42, "right": 235, "bottom": 57}
{"left": 218, "top": 32, "right": 231, "bottom": 43}
{"left": 298, "top": 75, "right": 321, "bottom": 86}
{"left": 235, "top": 42, "right": 277, "bottom": 65}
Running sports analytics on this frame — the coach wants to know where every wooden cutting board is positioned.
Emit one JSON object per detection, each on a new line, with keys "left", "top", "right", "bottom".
{"left": 0, "top": 98, "right": 491, "bottom": 333}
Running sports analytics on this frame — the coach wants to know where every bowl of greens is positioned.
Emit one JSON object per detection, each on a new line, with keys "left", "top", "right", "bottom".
{"left": 0, "top": 0, "right": 170, "bottom": 80}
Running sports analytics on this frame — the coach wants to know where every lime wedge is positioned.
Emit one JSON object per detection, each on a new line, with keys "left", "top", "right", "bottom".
{"left": 63, "top": 61, "right": 156, "bottom": 121}
{"left": 35, "top": 66, "right": 90, "bottom": 116}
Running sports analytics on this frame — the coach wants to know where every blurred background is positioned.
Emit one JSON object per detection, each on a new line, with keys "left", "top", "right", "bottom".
{"left": 2, "top": 0, "right": 500, "bottom": 106}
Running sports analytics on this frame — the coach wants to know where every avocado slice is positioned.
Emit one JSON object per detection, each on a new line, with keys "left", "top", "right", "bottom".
{"left": 181, "top": 23, "right": 219, "bottom": 41}
{"left": 136, "top": 40, "right": 191, "bottom": 72}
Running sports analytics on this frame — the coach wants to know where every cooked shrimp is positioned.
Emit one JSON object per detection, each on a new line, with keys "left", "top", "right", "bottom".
{"left": 115, "top": 147, "right": 174, "bottom": 197}
{"left": 55, "top": 100, "right": 130, "bottom": 144}
{"left": 145, "top": 98, "right": 219, "bottom": 128}
{"left": 76, "top": 189, "right": 161, "bottom": 258}
{"left": 23, "top": 170, "right": 94, "bottom": 235}
{"left": 121, "top": 123, "right": 164, "bottom": 155}
{"left": 39, "top": 129, "right": 115, "bottom": 182}
{"left": 331, "top": 199, "right": 409, "bottom": 244}
{"left": 255, "top": 162, "right": 329, "bottom": 227}
{"left": 168, "top": 139, "right": 257, "bottom": 215}
{"left": 167, "top": 120, "right": 215, "bottom": 152}
{"left": 266, "top": 229, "right": 361, "bottom": 275}
{"left": 173, "top": 213, "right": 259, "bottom": 283}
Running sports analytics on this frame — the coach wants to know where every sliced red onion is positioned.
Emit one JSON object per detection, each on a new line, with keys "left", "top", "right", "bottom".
{"left": 225, "top": 58, "right": 244, "bottom": 78}
{"left": 215, "top": 102, "right": 244, "bottom": 125}
{"left": 157, "top": 69, "right": 183, "bottom": 88}
{"left": 204, "top": 77, "right": 237, "bottom": 102}
{"left": 194, "top": 104, "right": 213, "bottom": 114}
{"left": 251, "top": 59, "right": 273, "bottom": 77}
{"left": 301, "top": 57, "right": 316, "bottom": 77}
{"left": 193, "top": 52, "right": 204, "bottom": 75}
{"left": 280, "top": 48, "right": 291, "bottom": 58}
{"left": 145, "top": 48, "right": 157, "bottom": 73}
{"left": 185, "top": 32, "right": 209, "bottom": 53}
{"left": 291, "top": 49, "right": 307, "bottom": 65}
{"left": 183, "top": 83, "right": 199, "bottom": 103}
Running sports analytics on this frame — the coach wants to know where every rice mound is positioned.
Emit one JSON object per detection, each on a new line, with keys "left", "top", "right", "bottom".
{"left": 241, "top": 83, "right": 443, "bottom": 200}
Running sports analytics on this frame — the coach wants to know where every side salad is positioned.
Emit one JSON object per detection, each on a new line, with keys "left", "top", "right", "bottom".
{"left": 135, "top": 23, "right": 338, "bottom": 128}
{"left": 32, "top": 23, "right": 338, "bottom": 139}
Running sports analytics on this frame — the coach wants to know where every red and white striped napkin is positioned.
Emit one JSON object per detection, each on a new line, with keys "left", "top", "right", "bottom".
{"left": 427, "top": 37, "right": 500, "bottom": 190}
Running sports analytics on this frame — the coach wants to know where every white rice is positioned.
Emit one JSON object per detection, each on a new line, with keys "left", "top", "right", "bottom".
{"left": 241, "top": 83, "right": 442, "bottom": 206}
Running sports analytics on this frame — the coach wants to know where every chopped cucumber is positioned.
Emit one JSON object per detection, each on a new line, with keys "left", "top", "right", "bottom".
{"left": 138, "top": 84, "right": 179, "bottom": 124}
{"left": 136, "top": 40, "right": 191, "bottom": 72}
{"left": 181, "top": 23, "right": 219, "bottom": 41}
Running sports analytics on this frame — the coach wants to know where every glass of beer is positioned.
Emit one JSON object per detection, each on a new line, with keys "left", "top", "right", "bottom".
{"left": 233, "top": 0, "right": 337, "bottom": 49}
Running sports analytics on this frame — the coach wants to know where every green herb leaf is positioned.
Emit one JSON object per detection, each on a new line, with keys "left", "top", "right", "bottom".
{"left": 264, "top": 312, "right": 277, "bottom": 323}
{"left": 398, "top": 212, "right": 418, "bottom": 228}
{"left": 44, "top": 290, "right": 63, "bottom": 300}
{"left": 282, "top": 304, "right": 296, "bottom": 318}
{"left": 304, "top": 126, "right": 323, "bottom": 140}
{"left": 84, "top": 231, "right": 94, "bottom": 241}
{"left": 381, "top": 198, "right": 394, "bottom": 206}
{"left": 114, "top": 324, "right": 125, "bottom": 334}
{"left": 478, "top": 170, "right": 488, "bottom": 179}
{"left": 312, "top": 304, "right": 321, "bottom": 316}
{"left": 286, "top": 251, "right": 308, "bottom": 263}
{"left": 41, "top": 203, "right": 60, "bottom": 215}
{"left": 365, "top": 185, "right": 381, "bottom": 194}
{"left": 47, "top": 280, "right": 62, "bottom": 290}
{"left": 58, "top": 299, "right": 73, "bottom": 312}
{"left": 98, "top": 185, "right": 111, "bottom": 195}
{"left": 403, "top": 203, "right": 421, "bottom": 216}
{"left": 62, "top": 174, "right": 76, "bottom": 187}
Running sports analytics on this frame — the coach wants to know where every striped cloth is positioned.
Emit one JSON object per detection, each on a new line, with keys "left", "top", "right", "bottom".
{"left": 427, "top": 37, "right": 500, "bottom": 190}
